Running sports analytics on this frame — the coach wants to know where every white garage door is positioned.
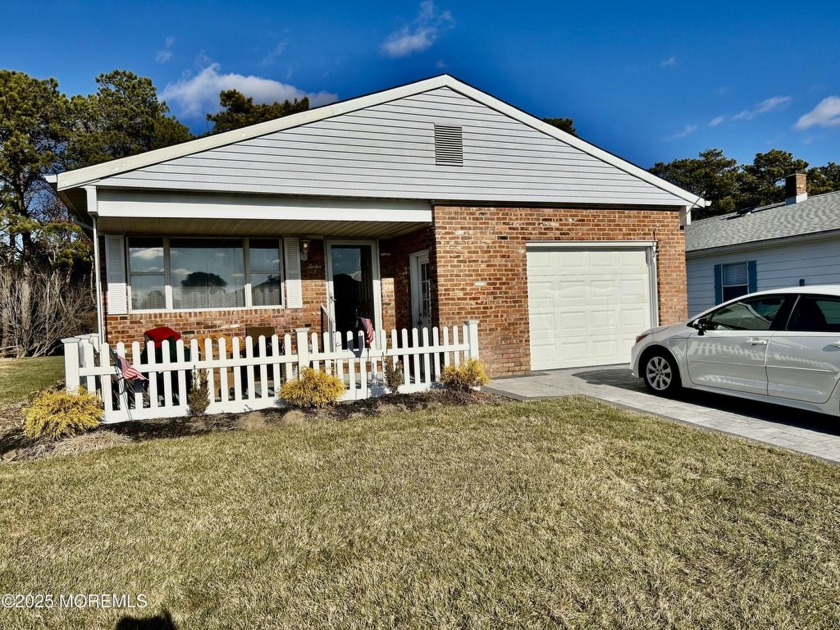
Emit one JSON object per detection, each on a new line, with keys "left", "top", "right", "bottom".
{"left": 527, "top": 246, "right": 653, "bottom": 370}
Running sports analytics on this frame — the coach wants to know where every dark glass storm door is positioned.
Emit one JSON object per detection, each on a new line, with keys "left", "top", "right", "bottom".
{"left": 327, "top": 242, "right": 379, "bottom": 348}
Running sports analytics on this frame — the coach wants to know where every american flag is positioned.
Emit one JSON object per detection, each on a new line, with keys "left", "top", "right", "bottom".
{"left": 115, "top": 354, "right": 146, "bottom": 381}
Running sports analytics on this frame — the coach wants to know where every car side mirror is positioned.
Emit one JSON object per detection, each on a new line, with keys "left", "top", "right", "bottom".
{"left": 692, "top": 317, "right": 709, "bottom": 336}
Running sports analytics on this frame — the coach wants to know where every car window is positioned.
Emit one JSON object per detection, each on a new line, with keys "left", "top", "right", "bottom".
{"left": 706, "top": 295, "right": 786, "bottom": 331}
{"left": 787, "top": 296, "right": 840, "bottom": 332}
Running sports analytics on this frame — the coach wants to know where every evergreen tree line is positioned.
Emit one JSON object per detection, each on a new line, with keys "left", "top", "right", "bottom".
{"left": 0, "top": 69, "right": 308, "bottom": 356}
{"left": 650, "top": 148, "right": 840, "bottom": 221}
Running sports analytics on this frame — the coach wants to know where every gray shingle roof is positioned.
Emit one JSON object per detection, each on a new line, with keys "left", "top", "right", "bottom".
{"left": 685, "top": 190, "right": 840, "bottom": 253}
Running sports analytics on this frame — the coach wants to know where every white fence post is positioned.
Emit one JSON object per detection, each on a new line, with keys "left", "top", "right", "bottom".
{"left": 62, "top": 336, "right": 83, "bottom": 392}
{"left": 465, "top": 320, "right": 480, "bottom": 360}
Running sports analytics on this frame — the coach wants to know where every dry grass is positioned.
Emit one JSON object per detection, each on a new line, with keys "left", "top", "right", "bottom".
{"left": 0, "top": 397, "right": 838, "bottom": 628}
{"left": 0, "top": 356, "right": 65, "bottom": 409}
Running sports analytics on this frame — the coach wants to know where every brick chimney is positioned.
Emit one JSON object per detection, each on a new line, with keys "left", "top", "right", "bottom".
{"left": 785, "top": 173, "right": 807, "bottom": 205}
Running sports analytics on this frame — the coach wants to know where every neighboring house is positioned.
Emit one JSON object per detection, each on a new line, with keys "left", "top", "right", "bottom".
{"left": 686, "top": 173, "right": 840, "bottom": 316}
{"left": 50, "top": 75, "right": 703, "bottom": 377}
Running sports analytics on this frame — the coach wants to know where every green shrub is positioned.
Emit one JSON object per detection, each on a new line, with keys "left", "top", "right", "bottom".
{"left": 23, "top": 388, "right": 102, "bottom": 440}
{"left": 188, "top": 368, "right": 211, "bottom": 416}
{"left": 384, "top": 359, "right": 404, "bottom": 393}
{"left": 440, "top": 358, "right": 490, "bottom": 392}
{"left": 281, "top": 367, "right": 345, "bottom": 409}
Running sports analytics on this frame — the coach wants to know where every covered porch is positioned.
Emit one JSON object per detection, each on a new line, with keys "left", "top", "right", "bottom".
{"left": 59, "top": 187, "right": 435, "bottom": 349}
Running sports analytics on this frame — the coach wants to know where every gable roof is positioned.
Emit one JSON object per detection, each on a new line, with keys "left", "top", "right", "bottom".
{"left": 50, "top": 74, "right": 705, "bottom": 210}
{"left": 686, "top": 190, "right": 840, "bottom": 253}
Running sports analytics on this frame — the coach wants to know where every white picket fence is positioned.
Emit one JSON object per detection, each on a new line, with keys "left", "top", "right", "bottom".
{"left": 63, "top": 321, "right": 480, "bottom": 423}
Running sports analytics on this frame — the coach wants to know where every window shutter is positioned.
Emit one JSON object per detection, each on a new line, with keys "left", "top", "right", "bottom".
{"left": 713, "top": 264, "right": 723, "bottom": 305}
{"left": 104, "top": 235, "right": 127, "bottom": 315}
{"left": 283, "top": 237, "right": 303, "bottom": 308}
{"left": 747, "top": 260, "right": 757, "bottom": 293}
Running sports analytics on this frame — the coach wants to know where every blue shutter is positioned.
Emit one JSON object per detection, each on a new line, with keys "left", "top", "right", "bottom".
{"left": 747, "top": 260, "right": 757, "bottom": 293}
{"left": 714, "top": 264, "right": 723, "bottom": 304}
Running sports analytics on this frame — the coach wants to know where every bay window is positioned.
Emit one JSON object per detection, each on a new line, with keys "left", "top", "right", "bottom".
{"left": 127, "top": 237, "right": 284, "bottom": 311}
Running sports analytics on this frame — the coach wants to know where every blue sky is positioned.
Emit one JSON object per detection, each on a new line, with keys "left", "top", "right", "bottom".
{"left": 3, "top": 1, "right": 839, "bottom": 168}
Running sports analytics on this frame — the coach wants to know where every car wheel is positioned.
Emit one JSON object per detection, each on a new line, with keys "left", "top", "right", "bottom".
{"left": 642, "top": 351, "right": 681, "bottom": 396}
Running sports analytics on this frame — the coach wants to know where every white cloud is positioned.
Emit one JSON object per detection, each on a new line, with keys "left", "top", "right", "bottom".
{"left": 709, "top": 115, "right": 726, "bottom": 127}
{"left": 795, "top": 96, "right": 840, "bottom": 129}
{"left": 660, "top": 55, "right": 677, "bottom": 68}
{"left": 156, "top": 36, "right": 175, "bottom": 64}
{"left": 667, "top": 124, "right": 697, "bottom": 140}
{"left": 732, "top": 96, "right": 791, "bottom": 121}
{"left": 161, "top": 63, "right": 337, "bottom": 119}
{"left": 260, "top": 41, "right": 287, "bottom": 67}
{"left": 381, "top": 0, "right": 454, "bottom": 58}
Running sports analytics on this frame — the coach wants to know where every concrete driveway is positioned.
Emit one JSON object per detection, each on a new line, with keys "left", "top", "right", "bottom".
{"left": 487, "top": 365, "right": 840, "bottom": 463}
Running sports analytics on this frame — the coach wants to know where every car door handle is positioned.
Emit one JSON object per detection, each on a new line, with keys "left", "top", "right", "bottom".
{"left": 746, "top": 338, "right": 768, "bottom": 345}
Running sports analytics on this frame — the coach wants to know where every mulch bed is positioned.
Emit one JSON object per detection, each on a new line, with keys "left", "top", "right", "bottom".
{"left": 0, "top": 389, "right": 510, "bottom": 463}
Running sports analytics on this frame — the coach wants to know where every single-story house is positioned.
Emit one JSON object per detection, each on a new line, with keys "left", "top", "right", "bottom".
{"left": 50, "top": 74, "right": 704, "bottom": 377}
{"left": 686, "top": 173, "right": 840, "bottom": 316}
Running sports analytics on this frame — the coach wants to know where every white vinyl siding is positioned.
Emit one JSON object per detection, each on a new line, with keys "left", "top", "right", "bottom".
{"left": 97, "top": 87, "right": 685, "bottom": 207}
{"left": 688, "top": 237, "right": 840, "bottom": 316}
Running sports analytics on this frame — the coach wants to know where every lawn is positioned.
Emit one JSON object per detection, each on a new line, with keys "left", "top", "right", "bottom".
{"left": 1, "top": 397, "right": 838, "bottom": 628}
{"left": 0, "top": 356, "right": 65, "bottom": 408}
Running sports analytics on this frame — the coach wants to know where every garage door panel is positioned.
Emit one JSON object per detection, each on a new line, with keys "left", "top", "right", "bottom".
{"left": 527, "top": 247, "right": 653, "bottom": 370}
{"left": 559, "top": 310, "right": 588, "bottom": 331}
{"left": 620, "top": 309, "right": 648, "bottom": 329}
{"left": 558, "top": 281, "right": 586, "bottom": 300}
{"left": 589, "top": 278, "right": 615, "bottom": 294}
{"left": 590, "top": 310, "right": 616, "bottom": 330}
{"left": 619, "top": 278, "right": 647, "bottom": 299}
{"left": 592, "top": 339, "right": 617, "bottom": 359}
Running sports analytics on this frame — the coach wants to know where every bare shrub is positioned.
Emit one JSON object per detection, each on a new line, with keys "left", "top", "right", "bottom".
{"left": 0, "top": 266, "right": 95, "bottom": 357}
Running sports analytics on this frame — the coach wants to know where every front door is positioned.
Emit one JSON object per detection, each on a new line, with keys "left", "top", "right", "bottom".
{"left": 326, "top": 241, "right": 381, "bottom": 345}
{"left": 410, "top": 250, "right": 431, "bottom": 330}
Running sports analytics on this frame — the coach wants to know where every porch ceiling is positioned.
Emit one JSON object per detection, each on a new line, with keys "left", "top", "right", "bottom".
{"left": 95, "top": 216, "right": 431, "bottom": 239}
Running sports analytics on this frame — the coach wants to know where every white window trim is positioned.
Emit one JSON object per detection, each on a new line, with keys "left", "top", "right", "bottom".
{"left": 126, "top": 236, "right": 287, "bottom": 313}
{"left": 409, "top": 249, "right": 431, "bottom": 329}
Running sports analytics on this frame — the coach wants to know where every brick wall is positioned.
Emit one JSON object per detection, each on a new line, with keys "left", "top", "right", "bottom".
{"left": 380, "top": 226, "right": 435, "bottom": 332}
{"left": 432, "top": 205, "right": 687, "bottom": 377}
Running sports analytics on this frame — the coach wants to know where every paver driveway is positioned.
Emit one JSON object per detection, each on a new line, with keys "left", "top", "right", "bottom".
{"left": 487, "top": 366, "right": 840, "bottom": 463}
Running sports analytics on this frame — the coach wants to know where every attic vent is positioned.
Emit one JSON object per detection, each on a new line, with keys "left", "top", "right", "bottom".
{"left": 434, "top": 124, "right": 463, "bottom": 166}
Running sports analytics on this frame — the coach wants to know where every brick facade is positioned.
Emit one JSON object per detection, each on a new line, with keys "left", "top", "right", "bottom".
{"left": 380, "top": 227, "right": 435, "bottom": 332}
{"left": 103, "top": 208, "right": 686, "bottom": 378}
{"left": 431, "top": 205, "right": 687, "bottom": 377}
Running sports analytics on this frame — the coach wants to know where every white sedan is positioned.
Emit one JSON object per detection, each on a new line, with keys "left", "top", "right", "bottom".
{"left": 631, "top": 285, "right": 840, "bottom": 416}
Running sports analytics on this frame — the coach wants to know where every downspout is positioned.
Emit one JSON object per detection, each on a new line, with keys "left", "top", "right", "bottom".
{"left": 85, "top": 186, "right": 105, "bottom": 345}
